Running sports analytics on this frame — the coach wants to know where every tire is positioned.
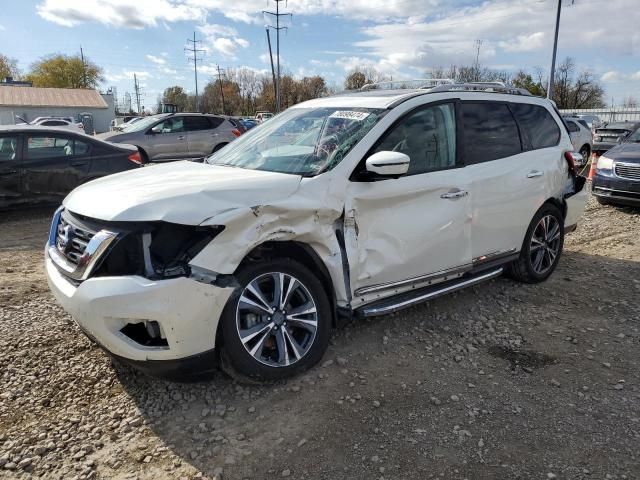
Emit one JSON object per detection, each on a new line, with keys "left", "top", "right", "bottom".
{"left": 219, "top": 258, "right": 332, "bottom": 382}
{"left": 596, "top": 197, "right": 610, "bottom": 206}
{"left": 211, "top": 142, "right": 228, "bottom": 154}
{"left": 506, "top": 203, "right": 564, "bottom": 284}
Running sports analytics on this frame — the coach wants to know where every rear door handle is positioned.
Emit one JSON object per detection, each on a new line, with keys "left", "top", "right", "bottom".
{"left": 177, "top": 135, "right": 185, "bottom": 140}
{"left": 0, "top": 170, "right": 18, "bottom": 176}
{"left": 440, "top": 189, "right": 468, "bottom": 199}
{"left": 71, "top": 161, "right": 88, "bottom": 167}
{"left": 527, "top": 170, "right": 544, "bottom": 178}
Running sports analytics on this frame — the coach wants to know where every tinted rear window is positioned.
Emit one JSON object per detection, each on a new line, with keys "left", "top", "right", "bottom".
{"left": 208, "top": 116, "right": 224, "bottom": 128}
{"left": 511, "top": 103, "right": 560, "bottom": 150}
{"left": 462, "top": 102, "right": 521, "bottom": 164}
{"left": 184, "top": 116, "right": 212, "bottom": 131}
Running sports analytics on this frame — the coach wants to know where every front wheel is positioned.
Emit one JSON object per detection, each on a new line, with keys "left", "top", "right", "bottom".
{"left": 506, "top": 203, "right": 564, "bottom": 283}
{"left": 219, "top": 259, "right": 332, "bottom": 382}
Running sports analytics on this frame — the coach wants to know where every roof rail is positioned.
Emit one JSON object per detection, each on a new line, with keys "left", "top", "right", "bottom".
{"left": 360, "top": 78, "right": 454, "bottom": 91}
{"left": 429, "top": 82, "right": 532, "bottom": 96}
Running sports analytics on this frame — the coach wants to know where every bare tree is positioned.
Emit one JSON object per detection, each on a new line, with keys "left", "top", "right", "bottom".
{"left": 622, "top": 96, "right": 639, "bottom": 109}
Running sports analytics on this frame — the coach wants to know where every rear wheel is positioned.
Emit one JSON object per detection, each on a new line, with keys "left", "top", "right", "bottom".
{"left": 579, "top": 145, "right": 591, "bottom": 169}
{"left": 212, "top": 143, "right": 228, "bottom": 154}
{"left": 219, "top": 259, "right": 331, "bottom": 382}
{"left": 507, "top": 203, "right": 564, "bottom": 283}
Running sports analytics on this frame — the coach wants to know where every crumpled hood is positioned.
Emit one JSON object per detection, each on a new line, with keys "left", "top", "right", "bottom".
{"left": 63, "top": 162, "right": 302, "bottom": 224}
{"left": 604, "top": 142, "right": 640, "bottom": 163}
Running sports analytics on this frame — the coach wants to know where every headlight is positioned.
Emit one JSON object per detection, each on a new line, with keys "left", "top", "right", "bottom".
{"left": 596, "top": 156, "right": 613, "bottom": 171}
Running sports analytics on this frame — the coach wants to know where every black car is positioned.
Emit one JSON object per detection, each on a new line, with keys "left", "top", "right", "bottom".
{"left": 592, "top": 121, "right": 640, "bottom": 155}
{"left": 592, "top": 127, "right": 640, "bottom": 207}
{"left": 0, "top": 126, "right": 143, "bottom": 209}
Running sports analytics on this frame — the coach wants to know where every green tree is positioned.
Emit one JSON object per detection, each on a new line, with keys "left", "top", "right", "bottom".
{"left": 0, "top": 54, "right": 20, "bottom": 79}
{"left": 162, "top": 86, "right": 189, "bottom": 112}
{"left": 26, "top": 54, "right": 103, "bottom": 89}
{"left": 512, "top": 70, "right": 546, "bottom": 96}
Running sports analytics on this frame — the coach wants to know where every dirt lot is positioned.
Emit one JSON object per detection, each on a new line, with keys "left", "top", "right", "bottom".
{"left": 1, "top": 196, "right": 639, "bottom": 480}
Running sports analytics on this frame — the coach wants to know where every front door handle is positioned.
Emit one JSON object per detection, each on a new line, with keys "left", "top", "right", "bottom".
{"left": 71, "top": 161, "right": 88, "bottom": 167}
{"left": 0, "top": 170, "right": 18, "bottom": 176}
{"left": 527, "top": 170, "right": 544, "bottom": 178}
{"left": 177, "top": 135, "right": 185, "bottom": 140}
{"left": 440, "top": 189, "right": 468, "bottom": 199}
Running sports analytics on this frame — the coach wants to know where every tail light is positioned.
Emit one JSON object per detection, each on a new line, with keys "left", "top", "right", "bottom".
{"left": 231, "top": 128, "right": 242, "bottom": 137}
{"left": 564, "top": 151, "right": 577, "bottom": 173}
{"left": 128, "top": 151, "right": 144, "bottom": 165}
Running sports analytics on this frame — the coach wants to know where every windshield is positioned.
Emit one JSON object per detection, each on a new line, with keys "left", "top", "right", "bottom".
{"left": 206, "top": 107, "right": 385, "bottom": 176}
{"left": 122, "top": 116, "right": 163, "bottom": 133}
{"left": 626, "top": 128, "right": 640, "bottom": 142}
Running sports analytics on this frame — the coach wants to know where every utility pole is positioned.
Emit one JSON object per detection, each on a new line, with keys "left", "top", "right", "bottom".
{"left": 265, "top": 28, "right": 277, "bottom": 103}
{"left": 264, "top": 0, "right": 291, "bottom": 113}
{"left": 133, "top": 74, "right": 142, "bottom": 114}
{"left": 547, "top": 0, "right": 562, "bottom": 100}
{"left": 473, "top": 40, "right": 483, "bottom": 82}
{"left": 185, "top": 32, "right": 204, "bottom": 112}
{"left": 80, "top": 46, "right": 88, "bottom": 88}
{"left": 216, "top": 65, "right": 226, "bottom": 115}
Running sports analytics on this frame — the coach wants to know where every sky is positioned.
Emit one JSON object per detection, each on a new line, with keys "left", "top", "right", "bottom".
{"left": 1, "top": 0, "right": 639, "bottom": 110}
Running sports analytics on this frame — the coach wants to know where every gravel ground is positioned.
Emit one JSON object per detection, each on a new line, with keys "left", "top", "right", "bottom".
{"left": 1, "top": 196, "right": 639, "bottom": 480}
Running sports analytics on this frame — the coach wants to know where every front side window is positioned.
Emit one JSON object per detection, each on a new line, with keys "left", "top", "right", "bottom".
{"left": 511, "top": 103, "right": 561, "bottom": 150}
{"left": 207, "top": 107, "right": 385, "bottom": 176}
{"left": 26, "top": 136, "right": 87, "bottom": 158}
{"left": 0, "top": 136, "right": 18, "bottom": 161}
{"left": 156, "top": 117, "right": 184, "bottom": 134}
{"left": 370, "top": 103, "right": 457, "bottom": 175}
{"left": 462, "top": 102, "right": 521, "bottom": 164}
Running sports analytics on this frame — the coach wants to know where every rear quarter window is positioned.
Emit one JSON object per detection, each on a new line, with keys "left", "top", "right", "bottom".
{"left": 511, "top": 103, "right": 561, "bottom": 150}
{"left": 461, "top": 102, "right": 521, "bottom": 164}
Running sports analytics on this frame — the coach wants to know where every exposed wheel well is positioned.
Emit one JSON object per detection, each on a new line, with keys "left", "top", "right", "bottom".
{"left": 579, "top": 144, "right": 591, "bottom": 155}
{"left": 543, "top": 197, "right": 566, "bottom": 220}
{"left": 136, "top": 146, "right": 149, "bottom": 163}
{"left": 236, "top": 241, "right": 338, "bottom": 326}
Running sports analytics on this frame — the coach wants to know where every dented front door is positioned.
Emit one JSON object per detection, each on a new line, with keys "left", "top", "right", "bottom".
{"left": 343, "top": 168, "right": 472, "bottom": 300}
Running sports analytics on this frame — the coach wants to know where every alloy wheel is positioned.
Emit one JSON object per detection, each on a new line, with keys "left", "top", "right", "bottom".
{"left": 235, "top": 272, "right": 318, "bottom": 368}
{"left": 529, "top": 215, "right": 561, "bottom": 275}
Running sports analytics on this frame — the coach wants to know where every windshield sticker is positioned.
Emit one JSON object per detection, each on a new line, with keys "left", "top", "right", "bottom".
{"left": 329, "top": 111, "right": 370, "bottom": 121}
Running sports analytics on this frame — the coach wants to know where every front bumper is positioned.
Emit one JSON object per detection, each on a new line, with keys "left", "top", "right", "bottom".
{"left": 46, "top": 254, "right": 234, "bottom": 365}
{"left": 592, "top": 172, "right": 640, "bottom": 205}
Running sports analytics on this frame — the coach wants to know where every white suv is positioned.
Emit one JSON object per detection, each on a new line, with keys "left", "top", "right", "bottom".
{"left": 45, "top": 83, "right": 587, "bottom": 381}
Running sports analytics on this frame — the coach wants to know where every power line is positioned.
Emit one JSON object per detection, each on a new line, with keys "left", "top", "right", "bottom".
{"left": 185, "top": 31, "right": 205, "bottom": 112}
{"left": 264, "top": 0, "right": 292, "bottom": 113}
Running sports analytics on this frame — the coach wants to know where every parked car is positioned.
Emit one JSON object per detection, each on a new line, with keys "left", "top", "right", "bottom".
{"left": 97, "top": 113, "right": 238, "bottom": 162}
{"left": 593, "top": 121, "right": 640, "bottom": 155}
{"left": 45, "top": 84, "right": 587, "bottom": 381}
{"left": 16, "top": 116, "right": 85, "bottom": 133}
{"left": 592, "top": 127, "right": 640, "bottom": 206}
{"left": 239, "top": 118, "right": 259, "bottom": 130}
{"left": 574, "top": 114, "right": 601, "bottom": 130}
{"left": 0, "top": 126, "right": 143, "bottom": 209}
{"left": 113, "top": 116, "right": 143, "bottom": 132}
{"left": 563, "top": 117, "right": 592, "bottom": 166}
{"left": 255, "top": 111, "right": 274, "bottom": 123}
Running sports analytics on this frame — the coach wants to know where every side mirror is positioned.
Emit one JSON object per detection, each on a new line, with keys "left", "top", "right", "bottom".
{"left": 365, "top": 151, "right": 410, "bottom": 177}
{"left": 150, "top": 125, "right": 162, "bottom": 135}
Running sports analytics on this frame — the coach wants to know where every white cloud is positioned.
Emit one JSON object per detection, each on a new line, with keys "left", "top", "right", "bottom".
{"left": 197, "top": 23, "right": 249, "bottom": 59}
{"left": 36, "top": 0, "right": 204, "bottom": 28}
{"left": 0, "top": 25, "right": 5, "bottom": 31}
{"left": 601, "top": 71, "right": 624, "bottom": 82}
{"left": 500, "top": 32, "right": 545, "bottom": 53}
{"left": 146, "top": 54, "right": 166, "bottom": 65}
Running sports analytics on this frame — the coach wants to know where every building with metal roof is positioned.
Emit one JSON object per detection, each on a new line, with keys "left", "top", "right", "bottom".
{"left": 0, "top": 83, "right": 115, "bottom": 133}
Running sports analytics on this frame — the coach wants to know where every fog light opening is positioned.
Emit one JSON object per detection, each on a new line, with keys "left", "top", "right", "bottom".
{"left": 120, "top": 321, "right": 169, "bottom": 348}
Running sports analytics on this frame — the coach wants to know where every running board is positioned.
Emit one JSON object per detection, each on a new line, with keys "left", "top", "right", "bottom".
{"left": 357, "top": 268, "right": 503, "bottom": 317}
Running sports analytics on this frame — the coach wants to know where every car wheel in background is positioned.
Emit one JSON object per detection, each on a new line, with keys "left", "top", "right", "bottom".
{"left": 579, "top": 145, "right": 591, "bottom": 168}
{"left": 219, "top": 258, "right": 331, "bottom": 382}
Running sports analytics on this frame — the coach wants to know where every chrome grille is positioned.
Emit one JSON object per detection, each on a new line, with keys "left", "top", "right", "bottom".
{"left": 56, "top": 214, "right": 97, "bottom": 266}
{"left": 615, "top": 163, "right": 640, "bottom": 181}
